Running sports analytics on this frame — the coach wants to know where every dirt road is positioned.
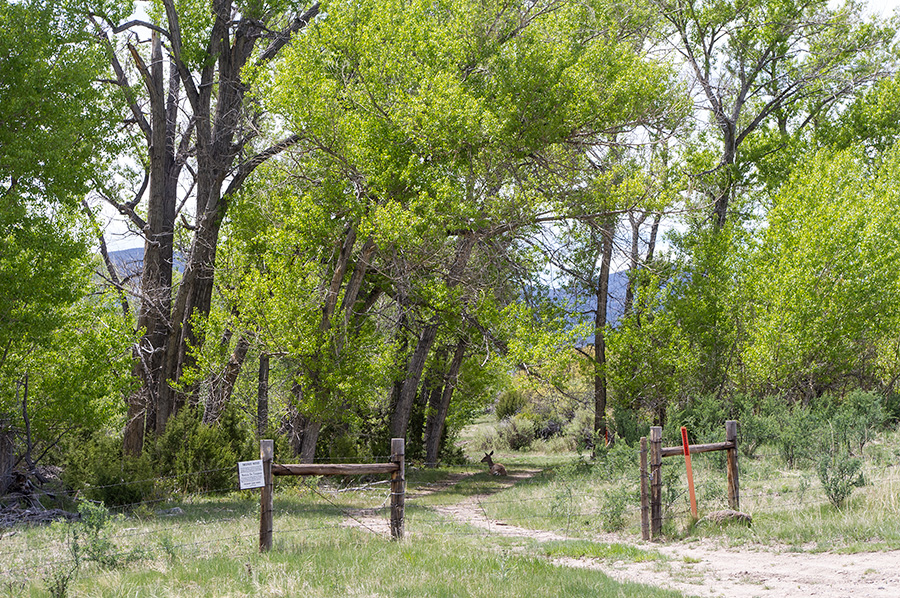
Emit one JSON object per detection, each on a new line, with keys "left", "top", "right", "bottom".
{"left": 425, "top": 471, "right": 900, "bottom": 598}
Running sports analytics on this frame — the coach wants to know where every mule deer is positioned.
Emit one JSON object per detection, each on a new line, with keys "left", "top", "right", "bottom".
{"left": 481, "top": 451, "right": 507, "bottom": 476}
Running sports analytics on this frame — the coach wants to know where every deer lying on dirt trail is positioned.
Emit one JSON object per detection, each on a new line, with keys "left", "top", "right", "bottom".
{"left": 481, "top": 452, "right": 507, "bottom": 476}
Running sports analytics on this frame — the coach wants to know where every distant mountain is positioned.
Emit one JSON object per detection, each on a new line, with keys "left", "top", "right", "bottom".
{"left": 532, "top": 271, "right": 630, "bottom": 345}
{"left": 102, "top": 246, "right": 630, "bottom": 344}
{"left": 105, "top": 246, "right": 185, "bottom": 278}
{"left": 106, "top": 247, "right": 145, "bottom": 279}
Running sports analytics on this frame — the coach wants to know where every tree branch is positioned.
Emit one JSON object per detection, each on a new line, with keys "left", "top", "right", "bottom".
{"left": 257, "top": 3, "right": 321, "bottom": 63}
{"left": 223, "top": 134, "right": 301, "bottom": 198}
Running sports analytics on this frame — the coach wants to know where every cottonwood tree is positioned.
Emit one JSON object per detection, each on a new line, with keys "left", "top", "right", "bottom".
{"left": 245, "top": 0, "right": 681, "bottom": 457}
{"left": 744, "top": 146, "right": 900, "bottom": 401}
{"left": 81, "top": 0, "right": 321, "bottom": 454}
{"left": 620, "top": 0, "right": 898, "bottom": 408}
{"left": 0, "top": 0, "right": 130, "bottom": 488}
{"left": 655, "top": 0, "right": 896, "bottom": 226}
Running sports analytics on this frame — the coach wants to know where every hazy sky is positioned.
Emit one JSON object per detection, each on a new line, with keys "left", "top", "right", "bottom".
{"left": 868, "top": 0, "right": 899, "bottom": 16}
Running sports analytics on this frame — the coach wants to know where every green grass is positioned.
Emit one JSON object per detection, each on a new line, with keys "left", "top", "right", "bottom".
{"left": 54, "top": 530, "right": 681, "bottom": 598}
{"left": 8, "top": 423, "right": 900, "bottom": 596}
{"left": 0, "top": 475, "right": 682, "bottom": 598}
{"left": 542, "top": 540, "right": 664, "bottom": 563}
{"left": 462, "top": 421, "right": 900, "bottom": 553}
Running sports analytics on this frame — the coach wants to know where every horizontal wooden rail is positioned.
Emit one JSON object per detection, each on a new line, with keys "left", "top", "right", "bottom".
{"left": 660, "top": 441, "right": 735, "bottom": 458}
{"left": 260, "top": 438, "right": 406, "bottom": 551}
{"left": 642, "top": 422, "right": 741, "bottom": 541}
{"left": 272, "top": 463, "right": 399, "bottom": 477}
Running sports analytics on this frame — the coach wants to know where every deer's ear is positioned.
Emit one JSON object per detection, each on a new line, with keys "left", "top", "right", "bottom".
{"left": 489, "top": 451, "right": 493, "bottom": 456}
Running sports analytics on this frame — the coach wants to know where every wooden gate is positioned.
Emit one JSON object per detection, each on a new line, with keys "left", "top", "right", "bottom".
{"left": 640, "top": 421, "right": 740, "bottom": 540}
{"left": 259, "top": 438, "right": 405, "bottom": 551}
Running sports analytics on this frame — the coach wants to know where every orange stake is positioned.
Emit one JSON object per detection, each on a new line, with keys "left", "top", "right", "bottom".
{"left": 681, "top": 426, "right": 698, "bottom": 520}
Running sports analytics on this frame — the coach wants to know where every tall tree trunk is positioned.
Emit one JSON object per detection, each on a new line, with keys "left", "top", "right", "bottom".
{"left": 390, "top": 234, "right": 477, "bottom": 439}
{"left": 300, "top": 420, "right": 321, "bottom": 464}
{"left": 202, "top": 334, "right": 251, "bottom": 424}
{"left": 424, "top": 338, "right": 466, "bottom": 466}
{"left": 713, "top": 128, "right": 736, "bottom": 228}
{"left": 391, "top": 323, "right": 440, "bottom": 439}
{"left": 623, "top": 211, "right": 647, "bottom": 317}
{"left": 124, "top": 35, "right": 180, "bottom": 455}
{"left": 257, "top": 353, "right": 269, "bottom": 438}
{"left": 593, "top": 220, "right": 614, "bottom": 450}
{"left": 141, "top": 3, "right": 314, "bottom": 439}
{"left": 0, "top": 419, "right": 13, "bottom": 495}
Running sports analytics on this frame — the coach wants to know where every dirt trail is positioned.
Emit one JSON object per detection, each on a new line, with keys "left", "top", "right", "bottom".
{"left": 424, "top": 470, "right": 900, "bottom": 598}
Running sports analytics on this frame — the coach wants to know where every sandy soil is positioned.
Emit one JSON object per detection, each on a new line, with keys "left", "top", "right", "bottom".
{"left": 408, "top": 470, "right": 900, "bottom": 598}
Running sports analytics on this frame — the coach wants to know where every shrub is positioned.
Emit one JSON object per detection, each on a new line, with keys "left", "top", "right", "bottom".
{"left": 600, "top": 484, "right": 633, "bottom": 532}
{"left": 468, "top": 426, "right": 500, "bottom": 453}
{"left": 563, "top": 408, "right": 595, "bottom": 451}
{"left": 736, "top": 397, "right": 778, "bottom": 459}
{"left": 496, "top": 389, "right": 528, "bottom": 420}
{"left": 831, "top": 390, "right": 888, "bottom": 454}
{"left": 538, "top": 434, "right": 576, "bottom": 453}
{"left": 498, "top": 415, "right": 536, "bottom": 450}
{"left": 593, "top": 441, "right": 637, "bottom": 482}
{"left": 77, "top": 501, "right": 120, "bottom": 568}
{"left": 611, "top": 403, "right": 649, "bottom": 446}
{"left": 153, "top": 406, "right": 253, "bottom": 493}
{"left": 665, "top": 394, "right": 727, "bottom": 444}
{"left": 817, "top": 450, "right": 864, "bottom": 509}
{"left": 61, "top": 434, "right": 155, "bottom": 508}
{"left": 772, "top": 404, "right": 822, "bottom": 468}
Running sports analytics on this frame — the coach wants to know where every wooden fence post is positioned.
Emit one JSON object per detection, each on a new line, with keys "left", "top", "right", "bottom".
{"left": 640, "top": 436, "right": 649, "bottom": 541}
{"left": 725, "top": 420, "right": 740, "bottom": 511}
{"left": 259, "top": 439, "right": 274, "bottom": 552}
{"left": 390, "top": 438, "right": 405, "bottom": 540}
{"left": 649, "top": 426, "right": 662, "bottom": 540}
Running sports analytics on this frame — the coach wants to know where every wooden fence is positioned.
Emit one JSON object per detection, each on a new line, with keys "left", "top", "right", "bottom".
{"left": 640, "top": 421, "right": 740, "bottom": 540}
{"left": 259, "top": 438, "right": 405, "bottom": 551}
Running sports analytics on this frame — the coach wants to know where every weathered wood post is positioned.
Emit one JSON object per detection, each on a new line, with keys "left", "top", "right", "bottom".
{"left": 390, "top": 437, "right": 405, "bottom": 540}
{"left": 640, "top": 436, "right": 650, "bottom": 541}
{"left": 725, "top": 420, "right": 740, "bottom": 510}
{"left": 259, "top": 439, "right": 274, "bottom": 552}
{"left": 649, "top": 426, "right": 662, "bottom": 540}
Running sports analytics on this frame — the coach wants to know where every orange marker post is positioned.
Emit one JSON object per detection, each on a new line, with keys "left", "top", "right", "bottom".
{"left": 681, "top": 426, "right": 698, "bottom": 520}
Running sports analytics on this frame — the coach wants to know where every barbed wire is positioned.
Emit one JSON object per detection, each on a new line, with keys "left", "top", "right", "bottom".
{"left": 1, "top": 448, "right": 889, "bottom": 590}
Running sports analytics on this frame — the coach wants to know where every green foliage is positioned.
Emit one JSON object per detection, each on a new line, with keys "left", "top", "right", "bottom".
{"left": 77, "top": 501, "right": 121, "bottom": 568}
{"left": 665, "top": 394, "right": 729, "bottom": 444}
{"left": 817, "top": 450, "right": 865, "bottom": 509}
{"left": 496, "top": 389, "right": 527, "bottom": 421}
{"left": 830, "top": 391, "right": 888, "bottom": 454}
{"left": 735, "top": 398, "right": 778, "bottom": 459}
{"left": 153, "top": 407, "right": 253, "bottom": 494}
{"left": 593, "top": 441, "right": 638, "bottom": 483}
{"left": 600, "top": 484, "right": 633, "bottom": 532}
{"left": 817, "top": 75, "right": 900, "bottom": 156}
{"left": 468, "top": 424, "right": 501, "bottom": 453}
{"left": 562, "top": 408, "right": 596, "bottom": 452}
{"left": 43, "top": 522, "right": 81, "bottom": 598}
{"left": 0, "top": 0, "right": 126, "bottom": 472}
{"left": 744, "top": 146, "right": 900, "bottom": 399}
{"left": 497, "top": 415, "right": 536, "bottom": 451}
{"left": 606, "top": 265, "right": 702, "bottom": 421}
{"left": 0, "top": 0, "right": 112, "bottom": 207}
{"left": 62, "top": 433, "right": 155, "bottom": 507}
{"left": 0, "top": 0, "right": 112, "bottom": 360}
{"left": 772, "top": 404, "right": 823, "bottom": 469}
{"left": 611, "top": 402, "right": 651, "bottom": 447}
{"left": 66, "top": 405, "right": 255, "bottom": 504}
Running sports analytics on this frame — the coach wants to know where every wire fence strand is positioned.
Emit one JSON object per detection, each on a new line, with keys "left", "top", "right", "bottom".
{"left": 1, "top": 448, "right": 881, "bottom": 590}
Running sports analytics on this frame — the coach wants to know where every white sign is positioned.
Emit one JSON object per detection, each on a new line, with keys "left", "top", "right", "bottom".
{"left": 238, "top": 460, "right": 265, "bottom": 490}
